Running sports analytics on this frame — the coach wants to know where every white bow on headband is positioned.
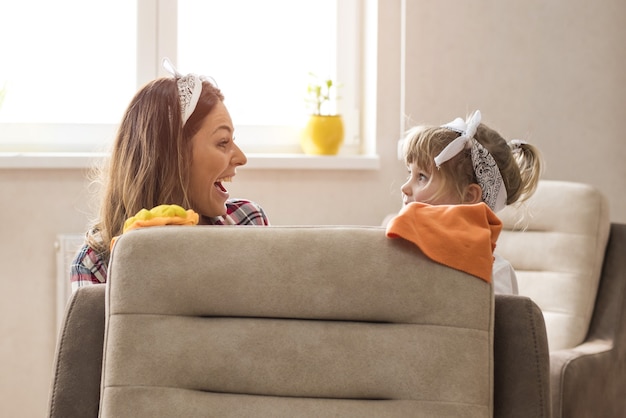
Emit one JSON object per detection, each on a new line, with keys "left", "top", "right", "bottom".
{"left": 435, "top": 110, "right": 508, "bottom": 213}
{"left": 162, "top": 57, "right": 203, "bottom": 125}
{"left": 434, "top": 110, "right": 482, "bottom": 168}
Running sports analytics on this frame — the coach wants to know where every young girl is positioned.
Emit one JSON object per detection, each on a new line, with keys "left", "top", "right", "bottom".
{"left": 70, "top": 59, "right": 270, "bottom": 290}
{"left": 386, "top": 110, "right": 542, "bottom": 294}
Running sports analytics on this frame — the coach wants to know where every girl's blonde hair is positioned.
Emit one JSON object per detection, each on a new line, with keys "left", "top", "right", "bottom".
{"left": 402, "top": 122, "right": 543, "bottom": 208}
{"left": 86, "top": 77, "right": 225, "bottom": 264}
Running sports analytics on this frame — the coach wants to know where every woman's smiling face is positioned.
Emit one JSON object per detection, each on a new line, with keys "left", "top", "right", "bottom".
{"left": 188, "top": 100, "right": 247, "bottom": 220}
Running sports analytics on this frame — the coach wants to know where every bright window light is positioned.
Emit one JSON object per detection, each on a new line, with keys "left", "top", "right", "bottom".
{"left": 178, "top": 0, "right": 336, "bottom": 127}
{"left": 0, "top": 0, "right": 136, "bottom": 124}
{"left": 0, "top": 0, "right": 360, "bottom": 155}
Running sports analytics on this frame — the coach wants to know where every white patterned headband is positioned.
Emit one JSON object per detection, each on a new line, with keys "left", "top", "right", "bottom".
{"left": 162, "top": 57, "right": 216, "bottom": 125}
{"left": 434, "top": 110, "right": 508, "bottom": 212}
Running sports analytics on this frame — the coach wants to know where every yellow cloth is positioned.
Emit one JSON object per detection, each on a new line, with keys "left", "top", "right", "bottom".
{"left": 385, "top": 202, "right": 502, "bottom": 283}
{"left": 111, "top": 204, "right": 199, "bottom": 250}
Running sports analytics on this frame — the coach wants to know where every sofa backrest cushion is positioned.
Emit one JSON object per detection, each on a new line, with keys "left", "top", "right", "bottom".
{"left": 100, "top": 226, "right": 494, "bottom": 418}
{"left": 496, "top": 180, "right": 610, "bottom": 351}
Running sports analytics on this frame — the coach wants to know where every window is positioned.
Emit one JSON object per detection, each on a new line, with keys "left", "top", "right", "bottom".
{"left": 0, "top": 0, "right": 362, "bottom": 155}
{"left": 0, "top": 0, "right": 136, "bottom": 152}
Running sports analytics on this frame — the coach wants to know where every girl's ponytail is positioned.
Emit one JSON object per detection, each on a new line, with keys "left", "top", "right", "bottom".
{"left": 508, "top": 140, "right": 543, "bottom": 204}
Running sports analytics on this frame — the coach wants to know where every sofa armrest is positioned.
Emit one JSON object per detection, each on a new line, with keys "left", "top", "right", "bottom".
{"left": 494, "top": 294, "right": 551, "bottom": 418}
{"left": 549, "top": 340, "right": 614, "bottom": 418}
{"left": 549, "top": 223, "right": 626, "bottom": 418}
{"left": 47, "top": 284, "right": 106, "bottom": 418}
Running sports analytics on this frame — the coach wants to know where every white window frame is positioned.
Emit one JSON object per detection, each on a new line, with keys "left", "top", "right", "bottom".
{"left": 0, "top": 0, "right": 373, "bottom": 166}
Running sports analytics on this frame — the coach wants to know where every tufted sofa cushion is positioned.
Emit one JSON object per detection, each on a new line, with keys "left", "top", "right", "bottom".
{"left": 100, "top": 226, "right": 494, "bottom": 418}
{"left": 496, "top": 180, "right": 610, "bottom": 351}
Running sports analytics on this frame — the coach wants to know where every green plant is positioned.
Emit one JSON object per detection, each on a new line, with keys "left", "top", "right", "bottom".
{"left": 305, "top": 73, "right": 340, "bottom": 116}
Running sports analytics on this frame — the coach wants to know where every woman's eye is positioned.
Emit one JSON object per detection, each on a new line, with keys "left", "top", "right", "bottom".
{"left": 418, "top": 173, "right": 428, "bottom": 182}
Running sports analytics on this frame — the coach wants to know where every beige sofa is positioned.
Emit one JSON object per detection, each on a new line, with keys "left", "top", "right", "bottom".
{"left": 495, "top": 180, "right": 625, "bottom": 417}
{"left": 48, "top": 225, "right": 551, "bottom": 418}
{"left": 47, "top": 181, "right": 625, "bottom": 417}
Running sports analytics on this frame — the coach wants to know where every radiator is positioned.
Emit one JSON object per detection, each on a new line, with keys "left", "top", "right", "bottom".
{"left": 54, "top": 233, "right": 85, "bottom": 332}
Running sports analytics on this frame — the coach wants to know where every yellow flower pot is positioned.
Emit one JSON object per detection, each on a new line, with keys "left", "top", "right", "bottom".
{"left": 300, "top": 115, "right": 345, "bottom": 155}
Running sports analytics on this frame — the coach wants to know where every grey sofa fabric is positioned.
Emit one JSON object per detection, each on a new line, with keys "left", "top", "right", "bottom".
{"left": 47, "top": 286, "right": 553, "bottom": 418}
{"left": 46, "top": 225, "right": 560, "bottom": 418}
{"left": 47, "top": 284, "right": 105, "bottom": 418}
{"left": 493, "top": 295, "right": 551, "bottom": 418}
{"left": 100, "top": 226, "right": 494, "bottom": 418}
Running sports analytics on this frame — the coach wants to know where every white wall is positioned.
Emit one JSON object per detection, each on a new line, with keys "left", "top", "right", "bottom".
{"left": 1, "top": 1, "right": 625, "bottom": 416}
{"left": 402, "top": 0, "right": 626, "bottom": 216}
{"left": 0, "top": 169, "right": 93, "bottom": 417}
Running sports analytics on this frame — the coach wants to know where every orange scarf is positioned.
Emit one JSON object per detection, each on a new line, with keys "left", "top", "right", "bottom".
{"left": 385, "top": 202, "right": 502, "bottom": 283}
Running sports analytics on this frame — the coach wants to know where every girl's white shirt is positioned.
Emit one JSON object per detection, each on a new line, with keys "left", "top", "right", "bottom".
{"left": 493, "top": 254, "right": 519, "bottom": 295}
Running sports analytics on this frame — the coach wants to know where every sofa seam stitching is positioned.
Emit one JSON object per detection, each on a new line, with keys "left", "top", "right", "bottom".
{"left": 527, "top": 299, "right": 547, "bottom": 418}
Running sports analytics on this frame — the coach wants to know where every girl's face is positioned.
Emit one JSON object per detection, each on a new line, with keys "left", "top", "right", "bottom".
{"left": 401, "top": 162, "right": 463, "bottom": 206}
{"left": 188, "top": 101, "right": 247, "bottom": 220}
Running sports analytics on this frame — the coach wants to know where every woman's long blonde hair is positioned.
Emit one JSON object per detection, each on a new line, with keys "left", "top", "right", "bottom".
{"left": 86, "top": 77, "right": 224, "bottom": 263}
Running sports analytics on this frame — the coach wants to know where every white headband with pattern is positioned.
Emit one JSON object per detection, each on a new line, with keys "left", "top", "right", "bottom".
{"left": 162, "top": 57, "right": 205, "bottom": 125}
{"left": 434, "top": 110, "right": 508, "bottom": 212}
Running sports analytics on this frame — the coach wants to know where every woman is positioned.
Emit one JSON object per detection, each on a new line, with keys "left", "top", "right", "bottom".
{"left": 71, "top": 59, "right": 269, "bottom": 290}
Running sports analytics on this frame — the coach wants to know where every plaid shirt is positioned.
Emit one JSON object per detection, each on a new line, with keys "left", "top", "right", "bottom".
{"left": 70, "top": 199, "right": 269, "bottom": 291}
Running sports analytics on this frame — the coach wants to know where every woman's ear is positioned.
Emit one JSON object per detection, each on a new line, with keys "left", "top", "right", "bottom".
{"left": 463, "top": 183, "right": 483, "bottom": 204}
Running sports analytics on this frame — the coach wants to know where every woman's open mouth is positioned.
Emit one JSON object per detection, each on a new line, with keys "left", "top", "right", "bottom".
{"left": 214, "top": 176, "right": 232, "bottom": 194}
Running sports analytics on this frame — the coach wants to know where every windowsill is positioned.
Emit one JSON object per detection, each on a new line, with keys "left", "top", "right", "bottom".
{"left": 0, "top": 152, "right": 381, "bottom": 170}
